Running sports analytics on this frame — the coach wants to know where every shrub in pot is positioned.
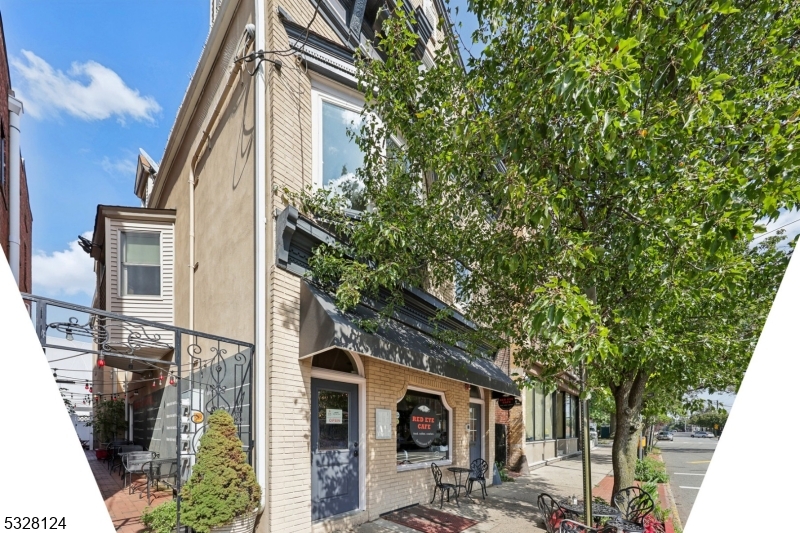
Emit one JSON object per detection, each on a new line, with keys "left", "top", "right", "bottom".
{"left": 87, "top": 399, "right": 125, "bottom": 458}
{"left": 180, "top": 410, "right": 261, "bottom": 533}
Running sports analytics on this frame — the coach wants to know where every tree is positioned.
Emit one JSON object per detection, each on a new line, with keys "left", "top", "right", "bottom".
{"left": 60, "top": 387, "right": 75, "bottom": 415}
{"left": 690, "top": 407, "right": 728, "bottom": 434}
{"left": 298, "top": 0, "right": 798, "bottom": 495}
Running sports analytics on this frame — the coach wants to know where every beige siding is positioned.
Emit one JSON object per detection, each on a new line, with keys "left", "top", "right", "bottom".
{"left": 104, "top": 218, "right": 175, "bottom": 348}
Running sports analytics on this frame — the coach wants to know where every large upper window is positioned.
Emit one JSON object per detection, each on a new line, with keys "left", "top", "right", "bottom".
{"left": 120, "top": 231, "right": 160, "bottom": 296}
{"left": 314, "top": 88, "right": 367, "bottom": 211}
{"left": 525, "top": 381, "right": 579, "bottom": 441}
{"left": 397, "top": 389, "right": 450, "bottom": 467}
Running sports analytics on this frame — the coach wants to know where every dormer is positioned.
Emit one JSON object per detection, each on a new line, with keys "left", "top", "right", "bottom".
{"left": 86, "top": 206, "right": 176, "bottom": 352}
{"left": 133, "top": 148, "right": 159, "bottom": 208}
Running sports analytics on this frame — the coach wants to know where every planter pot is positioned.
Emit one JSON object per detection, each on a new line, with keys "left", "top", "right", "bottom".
{"left": 95, "top": 449, "right": 108, "bottom": 460}
{"left": 208, "top": 510, "right": 258, "bottom": 533}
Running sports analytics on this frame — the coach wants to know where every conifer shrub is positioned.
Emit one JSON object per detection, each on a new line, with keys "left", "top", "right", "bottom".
{"left": 179, "top": 410, "right": 261, "bottom": 533}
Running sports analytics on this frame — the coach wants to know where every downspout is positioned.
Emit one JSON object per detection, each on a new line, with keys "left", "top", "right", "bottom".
{"left": 254, "top": 0, "right": 269, "bottom": 516}
{"left": 8, "top": 95, "right": 23, "bottom": 286}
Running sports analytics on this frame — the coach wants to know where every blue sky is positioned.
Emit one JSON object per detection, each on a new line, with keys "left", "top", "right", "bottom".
{"left": 2, "top": 0, "right": 209, "bottom": 305}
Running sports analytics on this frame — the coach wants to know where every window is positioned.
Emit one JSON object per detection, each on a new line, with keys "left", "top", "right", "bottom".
{"left": 455, "top": 262, "right": 472, "bottom": 306}
{"left": 312, "top": 349, "right": 357, "bottom": 374}
{"left": 313, "top": 89, "right": 367, "bottom": 211}
{"left": 120, "top": 231, "right": 160, "bottom": 296}
{"left": 525, "top": 382, "right": 566, "bottom": 441}
{"left": 564, "top": 394, "right": 572, "bottom": 438}
{"left": 396, "top": 389, "right": 450, "bottom": 466}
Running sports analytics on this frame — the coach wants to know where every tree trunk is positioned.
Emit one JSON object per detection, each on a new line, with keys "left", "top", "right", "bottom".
{"left": 610, "top": 370, "right": 648, "bottom": 496}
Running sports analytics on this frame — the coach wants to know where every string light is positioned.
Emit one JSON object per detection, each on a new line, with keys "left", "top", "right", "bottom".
{"left": 169, "top": 374, "right": 176, "bottom": 386}
{"left": 85, "top": 384, "right": 89, "bottom": 390}
{"left": 97, "top": 356, "right": 105, "bottom": 368}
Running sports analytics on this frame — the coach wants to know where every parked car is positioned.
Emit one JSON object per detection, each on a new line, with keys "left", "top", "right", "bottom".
{"left": 656, "top": 431, "right": 673, "bottom": 441}
{"left": 691, "top": 431, "right": 714, "bottom": 438}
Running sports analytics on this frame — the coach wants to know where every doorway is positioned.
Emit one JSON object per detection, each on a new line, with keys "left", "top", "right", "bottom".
{"left": 311, "top": 378, "right": 360, "bottom": 521}
{"left": 469, "top": 402, "right": 482, "bottom": 464}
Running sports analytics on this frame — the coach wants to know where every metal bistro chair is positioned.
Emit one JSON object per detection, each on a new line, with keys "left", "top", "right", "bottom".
{"left": 121, "top": 451, "right": 157, "bottom": 490}
{"left": 610, "top": 486, "right": 655, "bottom": 532}
{"left": 559, "top": 519, "right": 618, "bottom": 533}
{"left": 538, "top": 493, "right": 568, "bottom": 533}
{"left": 110, "top": 445, "right": 143, "bottom": 475}
{"left": 430, "top": 463, "right": 459, "bottom": 509}
{"left": 466, "top": 458, "right": 489, "bottom": 499}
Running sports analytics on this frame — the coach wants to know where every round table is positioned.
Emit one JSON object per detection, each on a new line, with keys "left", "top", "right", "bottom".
{"left": 558, "top": 500, "right": 621, "bottom": 528}
{"left": 447, "top": 467, "right": 473, "bottom": 499}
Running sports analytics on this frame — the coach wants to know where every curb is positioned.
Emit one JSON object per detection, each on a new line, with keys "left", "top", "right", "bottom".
{"left": 663, "top": 481, "right": 682, "bottom": 533}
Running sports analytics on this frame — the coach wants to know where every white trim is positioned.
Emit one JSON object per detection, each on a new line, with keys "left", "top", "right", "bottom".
{"left": 311, "top": 87, "right": 365, "bottom": 191}
{"left": 308, "top": 349, "right": 365, "bottom": 378}
{"left": 395, "top": 385, "right": 454, "bottom": 472}
{"left": 310, "top": 367, "right": 365, "bottom": 384}
{"left": 117, "top": 228, "right": 163, "bottom": 299}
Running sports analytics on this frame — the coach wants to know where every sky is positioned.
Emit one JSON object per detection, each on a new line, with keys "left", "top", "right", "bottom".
{"left": 2, "top": 0, "right": 210, "bottom": 305}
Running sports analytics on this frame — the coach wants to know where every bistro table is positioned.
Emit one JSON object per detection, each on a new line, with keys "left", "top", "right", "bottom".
{"left": 447, "top": 467, "right": 474, "bottom": 500}
{"left": 558, "top": 500, "right": 621, "bottom": 528}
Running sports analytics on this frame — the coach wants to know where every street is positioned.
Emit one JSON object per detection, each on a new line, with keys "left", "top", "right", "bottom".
{"left": 657, "top": 433, "right": 718, "bottom": 526}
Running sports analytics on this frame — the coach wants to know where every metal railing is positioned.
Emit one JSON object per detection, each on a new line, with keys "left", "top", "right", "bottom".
{"left": 23, "top": 293, "right": 255, "bottom": 531}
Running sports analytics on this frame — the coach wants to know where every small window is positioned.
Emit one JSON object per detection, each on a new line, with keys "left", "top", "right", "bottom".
{"left": 469, "top": 385, "right": 482, "bottom": 399}
{"left": 312, "top": 349, "right": 356, "bottom": 374}
{"left": 397, "top": 390, "right": 450, "bottom": 466}
{"left": 120, "top": 231, "right": 160, "bottom": 296}
{"left": 455, "top": 262, "right": 472, "bottom": 305}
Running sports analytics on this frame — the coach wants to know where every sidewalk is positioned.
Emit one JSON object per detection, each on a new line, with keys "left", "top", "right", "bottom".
{"left": 355, "top": 445, "right": 614, "bottom": 533}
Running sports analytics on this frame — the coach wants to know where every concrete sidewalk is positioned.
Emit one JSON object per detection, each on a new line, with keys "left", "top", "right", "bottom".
{"left": 355, "top": 445, "right": 614, "bottom": 533}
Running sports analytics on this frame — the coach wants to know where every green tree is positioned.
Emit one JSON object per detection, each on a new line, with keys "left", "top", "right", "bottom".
{"left": 690, "top": 407, "right": 728, "bottom": 433}
{"left": 298, "top": 0, "right": 798, "bottom": 494}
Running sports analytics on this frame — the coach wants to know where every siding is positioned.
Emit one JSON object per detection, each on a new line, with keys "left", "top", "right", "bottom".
{"left": 105, "top": 217, "right": 175, "bottom": 349}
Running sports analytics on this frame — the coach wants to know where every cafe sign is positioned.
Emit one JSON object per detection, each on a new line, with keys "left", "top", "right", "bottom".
{"left": 497, "top": 396, "right": 517, "bottom": 411}
{"left": 410, "top": 405, "right": 438, "bottom": 448}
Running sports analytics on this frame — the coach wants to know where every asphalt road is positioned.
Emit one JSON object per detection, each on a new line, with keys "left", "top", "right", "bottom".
{"left": 657, "top": 433, "right": 718, "bottom": 527}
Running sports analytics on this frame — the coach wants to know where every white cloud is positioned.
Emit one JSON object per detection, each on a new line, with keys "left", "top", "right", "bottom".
{"left": 33, "top": 232, "right": 96, "bottom": 298}
{"left": 11, "top": 50, "right": 161, "bottom": 123}
{"left": 100, "top": 155, "right": 136, "bottom": 178}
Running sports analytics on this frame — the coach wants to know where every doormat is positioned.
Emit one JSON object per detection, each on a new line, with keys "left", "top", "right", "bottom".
{"left": 382, "top": 505, "right": 478, "bottom": 533}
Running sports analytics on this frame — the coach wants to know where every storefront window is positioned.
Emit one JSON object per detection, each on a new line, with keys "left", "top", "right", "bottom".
{"left": 534, "top": 384, "right": 544, "bottom": 440}
{"left": 556, "top": 392, "right": 564, "bottom": 438}
{"left": 524, "top": 388, "right": 534, "bottom": 441}
{"left": 544, "top": 391, "right": 553, "bottom": 440}
{"left": 564, "top": 394, "right": 572, "bottom": 438}
{"left": 397, "top": 390, "right": 449, "bottom": 466}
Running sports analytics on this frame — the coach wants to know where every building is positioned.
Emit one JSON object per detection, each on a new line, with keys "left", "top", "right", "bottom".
{"left": 84, "top": 1, "right": 584, "bottom": 531}
{"left": 0, "top": 11, "right": 32, "bottom": 292}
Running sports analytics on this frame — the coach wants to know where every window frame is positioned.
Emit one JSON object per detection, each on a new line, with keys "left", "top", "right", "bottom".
{"left": 396, "top": 385, "right": 453, "bottom": 472}
{"left": 118, "top": 229, "right": 162, "bottom": 298}
{"left": 311, "top": 77, "right": 410, "bottom": 213}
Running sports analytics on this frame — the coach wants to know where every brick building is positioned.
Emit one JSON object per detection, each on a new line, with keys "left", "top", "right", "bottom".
{"left": 0, "top": 11, "right": 32, "bottom": 292}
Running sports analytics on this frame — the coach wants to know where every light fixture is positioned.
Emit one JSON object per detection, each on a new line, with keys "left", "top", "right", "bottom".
{"left": 89, "top": 387, "right": 93, "bottom": 393}
{"left": 65, "top": 328, "right": 73, "bottom": 342}
{"left": 169, "top": 375, "right": 176, "bottom": 386}
{"left": 85, "top": 383, "right": 89, "bottom": 390}
{"left": 53, "top": 370, "right": 57, "bottom": 378}
{"left": 134, "top": 389, "right": 139, "bottom": 396}
{"left": 97, "top": 357, "right": 105, "bottom": 368}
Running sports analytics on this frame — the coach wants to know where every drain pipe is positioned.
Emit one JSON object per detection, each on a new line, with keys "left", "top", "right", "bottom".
{"left": 7, "top": 95, "right": 23, "bottom": 286}
{"left": 254, "top": 0, "right": 269, "bottom": 517}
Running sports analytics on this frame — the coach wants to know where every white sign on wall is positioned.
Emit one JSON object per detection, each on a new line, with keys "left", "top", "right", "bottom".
{"left": 376, "top": 408, "right": 392, "bottom": 439}
{"left": 326, "top": 409, "right": 343, "bottom": 424}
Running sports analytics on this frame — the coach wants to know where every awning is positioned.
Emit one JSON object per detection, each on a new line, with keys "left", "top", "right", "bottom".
{"left": 300, "top": 281, "right": 519, "bottom": 398}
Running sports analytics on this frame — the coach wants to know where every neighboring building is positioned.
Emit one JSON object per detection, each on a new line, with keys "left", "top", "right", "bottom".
{"left": 46, "top": 337, "right": 95, "bottom": 449}
{"left": 0, "top": 11, "right": 32, "bottom": 292}
{"left": 83, "top": 1, "right": 581, "bottom": 531}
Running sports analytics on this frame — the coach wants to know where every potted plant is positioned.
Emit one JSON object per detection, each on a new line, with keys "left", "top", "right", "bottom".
{"left": 179, "top": 410, "right": 261, "bottom": 533}
{"left": 87, "top": 399, "right": 126, "bottom": 459}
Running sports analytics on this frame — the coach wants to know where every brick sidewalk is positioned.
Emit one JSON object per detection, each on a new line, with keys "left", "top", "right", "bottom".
{"left": 86, "top": 451, "right": 173, "bottom": 532}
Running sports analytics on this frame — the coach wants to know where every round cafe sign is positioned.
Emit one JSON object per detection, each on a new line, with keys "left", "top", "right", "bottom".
{"left": 410, "top": 405, "right": 439, "bottom": 448}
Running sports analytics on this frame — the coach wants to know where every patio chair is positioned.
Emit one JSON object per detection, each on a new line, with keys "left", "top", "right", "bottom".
{"left": 110, "top": 444, "right": 143, "bottom": 475}
{"left": 466, "top": 458, "right": 489, "bottom": 499}
{"left": 558, "top": 518, "right": 618, "bottom": 532}
{"left": 429, "top": 463, "right": 459, "bottom": 509}
{"left": 609, "top": 486, "right": 655, "bottom": 532}
{"left": 537, "top": 493, "right": 568, "bottom": 533}
{"left": 121, "top": 451, "right": 157, "bottom": 490}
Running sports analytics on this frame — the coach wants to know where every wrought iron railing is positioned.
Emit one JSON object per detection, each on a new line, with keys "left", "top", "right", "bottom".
{"left": 22, "top": 293, "right": 255, "bottom": 531}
